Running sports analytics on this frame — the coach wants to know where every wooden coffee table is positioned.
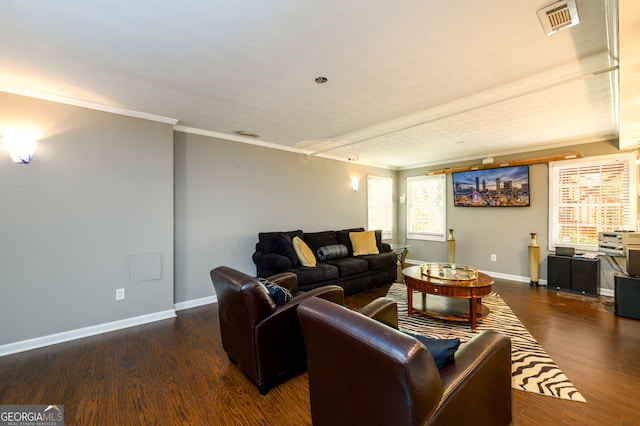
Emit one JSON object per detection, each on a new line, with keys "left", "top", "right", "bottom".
{"left": 402, "top": 264, "right": 493, "bottom": 331}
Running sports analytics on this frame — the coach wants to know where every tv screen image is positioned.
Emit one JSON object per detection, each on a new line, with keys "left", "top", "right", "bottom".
{"left": 452, "top": 165, "right": 530, "bottom": 207}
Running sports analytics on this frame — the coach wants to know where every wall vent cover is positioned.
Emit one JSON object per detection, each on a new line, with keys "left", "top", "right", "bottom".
{"left": 537, "top": 0, "right": 579, "bottom": 35}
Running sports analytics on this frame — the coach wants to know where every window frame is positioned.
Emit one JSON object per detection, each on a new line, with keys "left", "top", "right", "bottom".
{"left": 548, "top": 152, "right": 637, "bottom": 252}
{"left": 406, "top": 174, "right": 447, "bottom": 242}
{"left": 366, "top": 175, "right": 393, "bottom": 240}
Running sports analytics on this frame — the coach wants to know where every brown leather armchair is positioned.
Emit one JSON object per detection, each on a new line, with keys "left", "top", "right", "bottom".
{"left": 209, "top": 266, "right": 344, "bottom": 394}
{"left": 298, "top": 297, "right": 512, "bottom": 426}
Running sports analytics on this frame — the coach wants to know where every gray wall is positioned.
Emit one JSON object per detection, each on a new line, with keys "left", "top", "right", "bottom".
{"left": 397, "top": 140, "right": 627, "bottom": 291}
{"left": 0, "top": 92, "right": 175, "bottom": 346}
{"left": 173, "top": 131, "right": 394, "bottom": 303}
{"left": 1, "top": 90, "right": 630, "bottom": 350}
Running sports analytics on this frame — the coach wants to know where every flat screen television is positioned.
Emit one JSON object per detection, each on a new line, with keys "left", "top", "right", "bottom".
{"left": 452, "top": 165, "right": 530, "bottom": 207}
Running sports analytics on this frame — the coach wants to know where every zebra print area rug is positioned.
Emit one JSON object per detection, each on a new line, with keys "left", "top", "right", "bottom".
{"left": 386, "top": 283, "right": 586, "bottom": 403}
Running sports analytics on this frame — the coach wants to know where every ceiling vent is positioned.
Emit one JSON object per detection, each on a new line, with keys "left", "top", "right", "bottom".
{"left": 537, "top": 0, "right": 579, "bottom": 35}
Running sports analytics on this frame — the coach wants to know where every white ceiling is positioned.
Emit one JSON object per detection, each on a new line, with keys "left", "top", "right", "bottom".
{"left": 0, "top": 0, "right": 630, "bottom": 169}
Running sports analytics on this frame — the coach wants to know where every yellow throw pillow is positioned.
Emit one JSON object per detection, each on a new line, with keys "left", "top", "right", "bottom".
{"left": 293, "top": 236, "right": 317, "bottom": 267}
{"left": 350, "top": 231, "right": 379, "bottom": 256}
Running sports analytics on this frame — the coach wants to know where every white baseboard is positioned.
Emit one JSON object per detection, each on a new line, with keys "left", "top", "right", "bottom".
{"left": 405, "top": 258, "right": 617, "bottom": 296}
{"left": 1, "top": 294, "right": 222, "bottom": 357}
{"left": 404, "top": 259, "right": 539, "bottom": 284}
{"left": 478, "top": 269, "right": 548, "bottom": 285}
{"left": 175, "top": 295, "right": 217, "bottom": 311}
{"left": 0, "top": 309, "right": 176, "bottom": 357}
{"left": 599, "top": 288, "right": 615, "bottom": 297}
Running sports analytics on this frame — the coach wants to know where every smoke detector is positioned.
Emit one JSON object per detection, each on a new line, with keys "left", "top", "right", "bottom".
{"left": 537, "top": 0, "right": 579, "bottom": 35}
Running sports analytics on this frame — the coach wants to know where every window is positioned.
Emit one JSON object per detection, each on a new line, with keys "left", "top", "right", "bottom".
{"left": 549, "top": 153, "right": 637, "bottom": 251}
{"left": 367, "top": 175, "right": 393, "bottom": 240}
{"left": 407, "top": 174, "right": 446, "bottom": 241}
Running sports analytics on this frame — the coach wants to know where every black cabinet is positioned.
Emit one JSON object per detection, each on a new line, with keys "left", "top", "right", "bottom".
{"left": 614, "top": 275, "right": 640, "bottom": 320}
{"left": 547, "top": 255, "right": 600, "bottom": 296}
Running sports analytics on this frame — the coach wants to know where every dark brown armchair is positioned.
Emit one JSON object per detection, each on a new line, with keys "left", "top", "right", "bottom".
{"left": 209, "top": 266, "right": 344, "bottom": 394}
{"left": 298, "top": 297, "right": 512, "bottom": 426}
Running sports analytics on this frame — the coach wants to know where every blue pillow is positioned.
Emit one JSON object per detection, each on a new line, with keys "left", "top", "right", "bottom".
{"left": 401, "top": 330, "right": 460, "bottom": 369}
{"left": 258, "top": 278, "right": 293, "bottom": 305}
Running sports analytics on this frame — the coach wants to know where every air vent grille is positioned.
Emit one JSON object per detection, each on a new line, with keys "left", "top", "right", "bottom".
{"left": 547, "top": 5, "right": 571, "bottom": 29}
{"left": 537, "top": 0, "right": 579, "bottom": 35}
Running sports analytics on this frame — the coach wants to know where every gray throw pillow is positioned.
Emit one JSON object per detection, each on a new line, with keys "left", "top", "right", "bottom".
{"left": 317, "top": 244, "right": 348, "bottom": 261}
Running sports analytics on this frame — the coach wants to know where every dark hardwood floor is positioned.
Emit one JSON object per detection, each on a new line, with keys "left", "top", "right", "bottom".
{"left": 1, "top": 278, "right": 639, "bottom": 425}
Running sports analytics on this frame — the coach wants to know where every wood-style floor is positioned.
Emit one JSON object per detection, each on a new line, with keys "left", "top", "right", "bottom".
{"left": 1, "top": 278, "right": 639, "bottom": 425}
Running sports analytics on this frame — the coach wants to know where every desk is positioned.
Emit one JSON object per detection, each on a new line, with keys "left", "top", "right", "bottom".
{"left": 402, "top": 265, "right": 493, "bottom": 331}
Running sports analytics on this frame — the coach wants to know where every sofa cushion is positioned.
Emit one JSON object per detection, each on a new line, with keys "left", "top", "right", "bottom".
{"left": 336, "top": 227, "right": 365, "bottom": 255}
{"left": 252, "top": 252, "right": 293, "bottom": 272}
{"left": 257, "top": 231, "right": 281, "bottom": 253}
{"left": 374, "top": 229, "right": 385, "bottom": 249}
{"left": 258, "top": 230, "right": 303, "bottom": 253}
{"left": 317, "top": 244, "right": 348, "bottom": 261}
{"left": 401, "top": 330, "right": 460, "bottom": 369}
{"left": 304, "top": 231, "right": 338, "bottom": 255}
{"left": 291, "top": 263, "right": 340, "bottom": 286}
{"left": 359, "top": 252, "right": 396, "bottom": 271}
{"left": 277, "top": 233, "right": 299, "bottom": 267}
{"left": 324, "top": 257, "right": 369, "bottom": 277}
{"left": 350, "top": 230, "right": 380, "bottom": 256}
{"left": 293, "top": 236, "right": 317, "bottom": 267}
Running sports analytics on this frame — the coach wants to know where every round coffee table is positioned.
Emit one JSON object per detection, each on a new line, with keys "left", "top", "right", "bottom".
{"left": 402, "top": 264, "right": 493, "bottom": 331}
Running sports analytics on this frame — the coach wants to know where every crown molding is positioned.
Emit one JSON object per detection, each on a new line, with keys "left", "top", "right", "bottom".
{"left": 174, "top": 125, "right": 308, "bottom": 153}
{"left": 174, "top": 125, "right": 395, "bottom": 170}
{"left": 0, "top": 85, "right": 178, "bottom": 125}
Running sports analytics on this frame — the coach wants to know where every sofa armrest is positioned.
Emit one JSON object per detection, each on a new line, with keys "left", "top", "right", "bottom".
{"left": 380, "top": 242, "right": 392, "bottom": 253}
{"left": 253, "top": 251, "right": 292, "bottom": 274}
{"left": 253, "top": 285, "right": 345, "bottom": 378}
{"left": 267, "top": 272, "right": 298, "bottom": 294}
{"left": 358, "top": 297, "right": 398, "bottom": 329}
{"left": 433, "top": 330, "right": 512, "bottom": 425}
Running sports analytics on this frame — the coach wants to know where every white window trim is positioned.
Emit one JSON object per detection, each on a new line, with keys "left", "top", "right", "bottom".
{"left": 406, "top": 174, "right": 447, "bottom": 242}
{"left": 548, "top": 152, "right": 637, "bottom": 252}
{"left": 367, "top": 175, "right": 393, "bottom": 240}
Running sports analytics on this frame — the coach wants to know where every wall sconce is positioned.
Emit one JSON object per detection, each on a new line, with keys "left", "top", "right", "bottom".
{"left": 2, "top": 129, "right": 38, "bottom": 164}
{"left": 351, "top": 176, "right": 359, "bottom": 192}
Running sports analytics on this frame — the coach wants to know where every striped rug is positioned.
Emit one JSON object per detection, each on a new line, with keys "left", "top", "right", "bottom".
{"left": 386, "top": 283, "right": 586, "bottom": 403}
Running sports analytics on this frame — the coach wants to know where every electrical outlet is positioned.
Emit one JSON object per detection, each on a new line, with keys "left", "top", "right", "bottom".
{"left": 115, "top": 288, "right": 125, "bottom": 301}
{"left": 491, "top": 254, "right": 497, "bottom": 262}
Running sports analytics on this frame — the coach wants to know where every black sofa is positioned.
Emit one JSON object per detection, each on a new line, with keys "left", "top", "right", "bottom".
{"left": 252, "top": 228, "right": 398, "bottom": 295}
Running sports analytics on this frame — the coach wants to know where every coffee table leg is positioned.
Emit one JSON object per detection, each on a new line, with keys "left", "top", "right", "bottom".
{"left": 407, "top": 288, "right": 413, "bottom": 316}
{"left": 469, "top": 297, "right": 477, "bottom": 331}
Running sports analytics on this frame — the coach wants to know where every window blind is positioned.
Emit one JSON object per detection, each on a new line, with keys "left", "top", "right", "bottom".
{"left": 549, "top": 153, "right": 636, "bottom": 251}
{"left": 407, "top": 174, "right": 446, "bottom": 241}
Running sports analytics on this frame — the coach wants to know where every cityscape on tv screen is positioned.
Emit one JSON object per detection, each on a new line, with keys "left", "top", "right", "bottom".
{"left": 452, "top": 165, "right": 530, "bottom": 207}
